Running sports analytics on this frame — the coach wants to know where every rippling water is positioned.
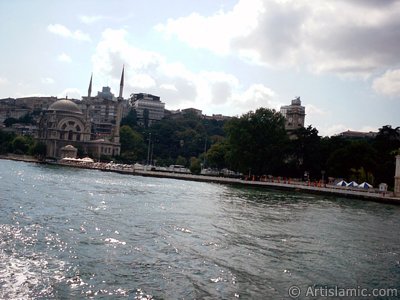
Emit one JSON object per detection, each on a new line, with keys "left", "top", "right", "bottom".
{"left": 1, "top": 159, "right": 400, "bottom": 299}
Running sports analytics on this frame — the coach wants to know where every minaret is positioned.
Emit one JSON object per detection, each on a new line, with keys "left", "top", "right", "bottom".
{"left": 88, "top": 73, "right": 93, "bottom": 99}
{"left": 85, "top": 73, "right": 93, "bottom": 138}
{"left": 113, "top": 66, "right": 124, "bottom": 148}
{"left": 118, "top": 65, "right": 124, "bottom": 99}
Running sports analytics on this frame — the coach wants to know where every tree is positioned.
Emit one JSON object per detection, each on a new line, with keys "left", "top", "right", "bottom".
{"left": 286, "top": 126, "right": 322, "bottom": 179}
{"left": 0, "top": 130, "right": 16, "bottom": 154}
{"left": 119, "top": 125, "right": 146, "bottom": 163}
{"left": 29, "top": 141, "right": 47, "bottom": 159}
{"left": 19, "top": 113, "right": 34, "bottom": 124}
{"left": 224, "top": 108, "right": 289, "bottom": 175}
{"left": 175, "top": 155, "right": 187, "bottom": 166}
{"left": 373, "top": 125, "right": 400, "bottom": 186}
{"left": 146, "top": 114, "right": 210, "bottom": 165}
{"left": 11, "top": 135, "right": 32, "bottom": 154}
{"left": 120, "top": 109, "right": 137, "bottom": 128}
{"left": 189, "top": 157, "right": 201, "bottom": 174}
{"left": 206, "top": 141, "right": 228, "bottom": 169}
{"left": 326, "top": 140, "right": 377, "bottom": 182}
{"left": 3, "top": 117, "right": 18, "bottom": 127}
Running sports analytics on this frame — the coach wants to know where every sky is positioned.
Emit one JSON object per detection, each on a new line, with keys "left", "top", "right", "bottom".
{"left": 0, "top": 0, "right": 399, "bottom": 136}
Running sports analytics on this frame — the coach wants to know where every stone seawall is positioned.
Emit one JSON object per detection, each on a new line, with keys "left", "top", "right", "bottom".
{"left": 1, "top": 156, "right": 399, "bottom": 205}
{"left": 132, "top": 170, "right": 399, "bottom": 205}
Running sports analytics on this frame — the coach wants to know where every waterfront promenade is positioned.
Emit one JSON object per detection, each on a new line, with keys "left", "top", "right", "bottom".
{"left": 133, "top": 169, "right": 399, "bottom": 204}
{"left": 1, "top": 155, "right": 399, "bottom": 204}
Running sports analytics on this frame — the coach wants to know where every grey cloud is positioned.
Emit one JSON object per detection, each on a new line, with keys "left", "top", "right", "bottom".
{"left": 211, "top": 82, "right": 232, "bottom": 105}
{"left": 338, "top": 0, "right": 398, "bottom": 8}
{"left": 233, "top": 0, "right": 400, "bottom": 76}
{"left": 233, "top": 1, "right": 309, "bottom": 65}
{"left": 156, "top": 78, "right": 197, "bottom": 107}
{"left": 310, "top": 17, "right": 400, "bottom": 74}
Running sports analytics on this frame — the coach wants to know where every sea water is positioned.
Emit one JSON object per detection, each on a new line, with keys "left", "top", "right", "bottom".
{"left": 0, "top": 159, "right": 399, "bottom": 299}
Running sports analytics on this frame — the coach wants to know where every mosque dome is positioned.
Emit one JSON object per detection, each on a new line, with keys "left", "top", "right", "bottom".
{"left": 48, "top": 99, "right": 82, "bottom": 114}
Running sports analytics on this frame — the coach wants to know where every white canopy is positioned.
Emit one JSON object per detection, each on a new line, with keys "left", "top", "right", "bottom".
{"left": 336, "top": 180, "right": 348, "bottom": 186}
{"left": 347, "top": 181, "right": 359, "bottom": 187}
{"left": 81, "top": 157, "right": 94, "bottom": 162}
{"left": 358, "top": 182, "right": 373, "bottom": 189}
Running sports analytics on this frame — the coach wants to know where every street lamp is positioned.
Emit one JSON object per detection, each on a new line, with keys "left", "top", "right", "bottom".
{"left": 203, "top": 136, "right": 207, "bottom": 168}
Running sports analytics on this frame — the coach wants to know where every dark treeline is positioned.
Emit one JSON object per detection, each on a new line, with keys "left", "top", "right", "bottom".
{"left": 118, "top": 107, "right": 400, "bottom": 187}
{"left": 0, "top": 130, "right": 46, "bottom": 157}
{"left": 118, "top": 110, "right": 225, "bottom": 174}
{"left": 1, "top": 107, "right": 399, "bottom": 187}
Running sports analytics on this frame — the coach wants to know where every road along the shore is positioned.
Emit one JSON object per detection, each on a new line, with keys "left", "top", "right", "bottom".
{"left": 1, "top": 155, "right": 398, "bottom": 205}
{"left": 131, "top": 170, "right": 399, "bottom": 205}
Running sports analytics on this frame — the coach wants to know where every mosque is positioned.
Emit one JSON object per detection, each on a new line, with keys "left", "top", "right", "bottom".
{"left": 37, "top": 68, "right": 125, "bottom": 160}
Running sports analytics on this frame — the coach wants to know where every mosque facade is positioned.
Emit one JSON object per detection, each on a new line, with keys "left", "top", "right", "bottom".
{"left": 37, "top": 68, "right": 125, "bottom": 160}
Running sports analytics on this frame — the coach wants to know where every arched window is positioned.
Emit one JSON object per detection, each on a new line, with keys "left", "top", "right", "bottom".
{"left": 76, "top": 125, "right": 81, "bottom": 132}
{"left": 68, "top": 130, "right": 73, "bottom": 140}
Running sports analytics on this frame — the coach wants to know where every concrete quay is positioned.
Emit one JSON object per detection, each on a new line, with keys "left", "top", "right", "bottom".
{"left": 132, "top": 170, "right": 400, "bottom": 205}
{"left": 1, "top": 155, "right": 399, "bottom": 205}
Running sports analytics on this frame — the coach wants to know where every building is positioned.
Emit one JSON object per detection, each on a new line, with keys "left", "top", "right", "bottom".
{"left": 182, "top": 108, "right": 202, "bottom": 117}
{"left": 37, "top": 99, "right": 92, "bottom": 158}
{"left": 0, "top": 96, "right": 58, "bottom": 124}
{"left": 15, "top": 96, "right": 58, "bottom": 111}
{"left": 80, "top": 70, "right": 129, "bottom": 139}
{"left": 337, "top": 130, "right": 377, "bottom": 139}
{"left": 203, "top": 114, "right": 232, "bottom": 121}
{"left": 130, "top": 93, "right": 165, "bottom": 125}
{"left": 81, "top": 87, "right": 122, "bottom": 138}
{"left": 280, "top": 97, "right": 306, "bottom": 131}
{"left": 37, "top": 68, "right": 125, "bottom": 159}
{"left": 165, "top": 108, "right": 202, "bottom": 120}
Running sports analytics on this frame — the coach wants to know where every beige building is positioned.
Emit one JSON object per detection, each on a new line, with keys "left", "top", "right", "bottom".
{"left": 37, "top": 68, "right": 125, "bottom": 160}
{"left": 81, "top": 92, "right": 118, "bottom": 138}
{"left": 38, "top": 99, "right": 91, "bottom": 158}
{"left": 130, "top": 93, "right": 165, "bottom": 125}
{"left": 37, "top": 98, "right": 121, "bottom": 159}
{"left": 280, "top": 97, "right": 306, "bottom": 131}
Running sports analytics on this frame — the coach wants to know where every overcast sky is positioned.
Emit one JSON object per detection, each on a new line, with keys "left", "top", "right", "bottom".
{"left": 1, "top": 0, "right": 399, "bottom": 136}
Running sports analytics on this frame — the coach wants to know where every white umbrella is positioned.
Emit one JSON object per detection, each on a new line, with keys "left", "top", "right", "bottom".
{"left": 358, "top": 182, "right": 373, "bottom": 189}
{"left": 347, "top": 181, "right": 359, "bottom": 187}
{"left": 336, "top": 180, "right": 348, "bottom": 186}
{"left": 81, "top": 157, "right": 94, "bottom": 162}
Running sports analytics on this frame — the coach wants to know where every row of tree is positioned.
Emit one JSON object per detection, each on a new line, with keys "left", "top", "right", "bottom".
{"left": 118, "top": 110, "right": 225, "bottom": 173}
{"left": 1, "top": 107, "right": 399, "bottom": 187}
{"left": 0, "top": 130, "right": 46, "bottom": 157}
{"left": 118, "top": 108, "right": 400, "bottom": 187}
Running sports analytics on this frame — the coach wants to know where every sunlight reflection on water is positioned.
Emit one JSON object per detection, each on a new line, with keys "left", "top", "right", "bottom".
{"left": 1, "top": 159, "right": 400, "bottom": 299}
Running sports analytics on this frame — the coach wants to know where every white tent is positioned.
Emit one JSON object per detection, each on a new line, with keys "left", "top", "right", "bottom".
{"left": 60, "top": 157, "right": 78, "bottom": 161}
{"left": 336, "top": 180, "right": 348, "bottom": 186}
{"left": 347, "top": 181, "right": 359, "bottom": 187}
{"left": 81, "top": 157, "right": 94, "bottom": 163}
{"left": 358, "top": 182, "right": 373, "bottom": 189}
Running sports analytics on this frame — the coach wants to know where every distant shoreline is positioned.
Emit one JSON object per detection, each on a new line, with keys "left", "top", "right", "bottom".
{"left": 0, "top": 154, "right": 41, "bottom": 163}
{"left": 1, "top": 154, "right": 399, "bottom": 205}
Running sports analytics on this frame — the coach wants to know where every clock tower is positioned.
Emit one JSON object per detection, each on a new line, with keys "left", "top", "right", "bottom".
{"left": 280, "top": 97, "right": 306, "bottom": 131}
